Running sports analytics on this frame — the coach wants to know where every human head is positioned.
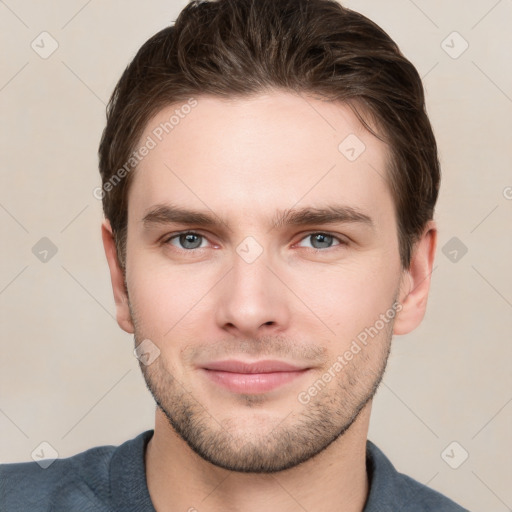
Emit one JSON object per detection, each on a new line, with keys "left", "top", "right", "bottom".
{"left": 99, "top": 0, "right": 438, "bottom": 473}
{"left": 98, "top": 0, "right": 440, "bottom": 274}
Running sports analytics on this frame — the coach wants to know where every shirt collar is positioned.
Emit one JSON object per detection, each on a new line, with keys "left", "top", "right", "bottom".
{"left": 109, "top": 430, "right": 401, "bottom": 511}
{"left": 363, "top": 439, "right": 402, "bottom": 511}
{"left": 110, "top": 429, "right": 156, "bottom": 511}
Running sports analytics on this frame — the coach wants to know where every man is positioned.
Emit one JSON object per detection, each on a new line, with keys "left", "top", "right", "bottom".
{"left": 0, "top": 0, "right": 470, "bottom": 510}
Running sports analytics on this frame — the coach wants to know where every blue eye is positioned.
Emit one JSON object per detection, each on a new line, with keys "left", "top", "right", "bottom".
{"left": 162, "top": 231, "right": 347, "bottom": 253}
{"left": 165, "top": 232, "right": 207, "bottom": 250}
{"left": 297, "top": 233, "right": 345, "bottom": 250}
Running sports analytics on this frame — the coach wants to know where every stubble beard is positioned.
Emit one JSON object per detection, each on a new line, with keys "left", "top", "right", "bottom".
{"left": 130, "top": 302, "right": 394, "bottom": 473}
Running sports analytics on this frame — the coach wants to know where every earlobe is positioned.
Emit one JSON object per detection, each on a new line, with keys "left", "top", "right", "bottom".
{"left": 101, "top": 219, "right": 135, "bottom": 334}
{"left": 393, "top": 221, "right": 437, "bottom": 336}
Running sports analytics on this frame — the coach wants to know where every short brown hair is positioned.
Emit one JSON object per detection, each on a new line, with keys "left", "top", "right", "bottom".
{"left": 98, "top": 0, "right": 440, "bottom": 271}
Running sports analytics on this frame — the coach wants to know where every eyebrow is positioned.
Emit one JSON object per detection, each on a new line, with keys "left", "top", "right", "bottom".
{"left": 141, "top": 203, "right": 375, "bottom": 231}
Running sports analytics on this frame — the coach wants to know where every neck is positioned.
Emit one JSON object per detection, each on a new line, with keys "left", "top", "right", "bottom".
{"left": 145, "top": 404, "right": 371, "bottom": 512}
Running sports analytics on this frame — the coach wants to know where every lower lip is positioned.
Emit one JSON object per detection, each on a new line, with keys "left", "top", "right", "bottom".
{"left": 201, "top": 369, "right": 309, "bottom": 394}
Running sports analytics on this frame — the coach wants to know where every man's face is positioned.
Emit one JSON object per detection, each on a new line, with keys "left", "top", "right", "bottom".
{"left": 122, "top": 92, "right": 406, "bottom": 472}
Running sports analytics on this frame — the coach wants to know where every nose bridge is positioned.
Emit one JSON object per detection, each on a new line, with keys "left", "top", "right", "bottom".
{"left": 215, "top": 237, "right": 289, "bottom": 334}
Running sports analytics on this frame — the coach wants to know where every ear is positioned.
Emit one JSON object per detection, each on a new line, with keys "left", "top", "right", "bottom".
{"left": 393, "top": 220, "right": 437, "bottom": 335}
{"left": 101, "top": 219, "right": 134, "bottom": 334}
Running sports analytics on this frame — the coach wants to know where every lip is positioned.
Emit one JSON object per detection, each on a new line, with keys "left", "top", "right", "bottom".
{"left": 200, "top": 359, "right": 310, "bottom": 394}
{"left": 202, "top": 359, "right": 305, "bottom": 373}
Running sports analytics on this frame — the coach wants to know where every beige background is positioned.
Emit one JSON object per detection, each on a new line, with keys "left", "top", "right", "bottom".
{"left": 1, "top": 1, "right": 511, "bottom": 510}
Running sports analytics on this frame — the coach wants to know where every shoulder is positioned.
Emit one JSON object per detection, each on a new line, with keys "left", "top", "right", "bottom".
{"left": 365, "top": 440, "right": 470, "bottom": 512}
{"left": 0, "top": 444, "right": 115, "bottom": 512}
{"left": 0, "top": 431, "right": 152, "bottom": 512}
{"left": 391, "top": 471, "right": 470, "bottom": 511}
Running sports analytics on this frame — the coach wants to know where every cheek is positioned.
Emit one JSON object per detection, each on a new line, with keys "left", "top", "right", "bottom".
{"left": 128, "top": 261, "right": 213, "bottom": 340}
{"left": 288, "top": 255, "right": 399, "bottom": 342}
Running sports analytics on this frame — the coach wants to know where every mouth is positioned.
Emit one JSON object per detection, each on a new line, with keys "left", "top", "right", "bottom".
{"left": 200, "top": 359, "right": 311, "bottom": 394}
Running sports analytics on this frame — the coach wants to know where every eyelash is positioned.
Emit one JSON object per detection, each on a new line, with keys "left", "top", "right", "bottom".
{"left": 161, "top": 230, "right": 348, "bottom": 253}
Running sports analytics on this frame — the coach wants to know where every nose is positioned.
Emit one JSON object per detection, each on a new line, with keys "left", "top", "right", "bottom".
{"left": 214, "top": 245, "right": 291, "bottom": 338}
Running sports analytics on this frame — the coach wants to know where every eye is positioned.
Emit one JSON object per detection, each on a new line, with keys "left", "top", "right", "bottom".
{"left": 161, "top": 231, "right": 347, "bottom": 253}
{"left": 163, "top": 231, "right": 209, "bottom": 250}
{"left": 296, "top": 232, "right": 346, "bottom": 250}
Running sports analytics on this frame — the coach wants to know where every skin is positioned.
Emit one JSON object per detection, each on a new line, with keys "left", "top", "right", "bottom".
{"left": 102, "top": 90, "right": 437, "bottom": 512}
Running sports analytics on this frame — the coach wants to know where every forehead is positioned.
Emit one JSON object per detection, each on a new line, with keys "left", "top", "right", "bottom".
{"left": 127, "top": 91, "right": 394, "bottom": 229}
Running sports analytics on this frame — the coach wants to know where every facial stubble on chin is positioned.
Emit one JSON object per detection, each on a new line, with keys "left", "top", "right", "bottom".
{"left": 129, "top": 301, "right": 394, "bottom": 474}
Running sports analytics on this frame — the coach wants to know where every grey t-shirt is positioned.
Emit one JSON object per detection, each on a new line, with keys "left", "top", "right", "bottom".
{"left": 0, "top": 430, "right": 469, "bottom": 511}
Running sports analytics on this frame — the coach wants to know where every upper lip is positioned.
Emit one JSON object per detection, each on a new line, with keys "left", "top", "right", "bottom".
{"left": 201, "top": 360, "right": 307, "bottom": 373}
